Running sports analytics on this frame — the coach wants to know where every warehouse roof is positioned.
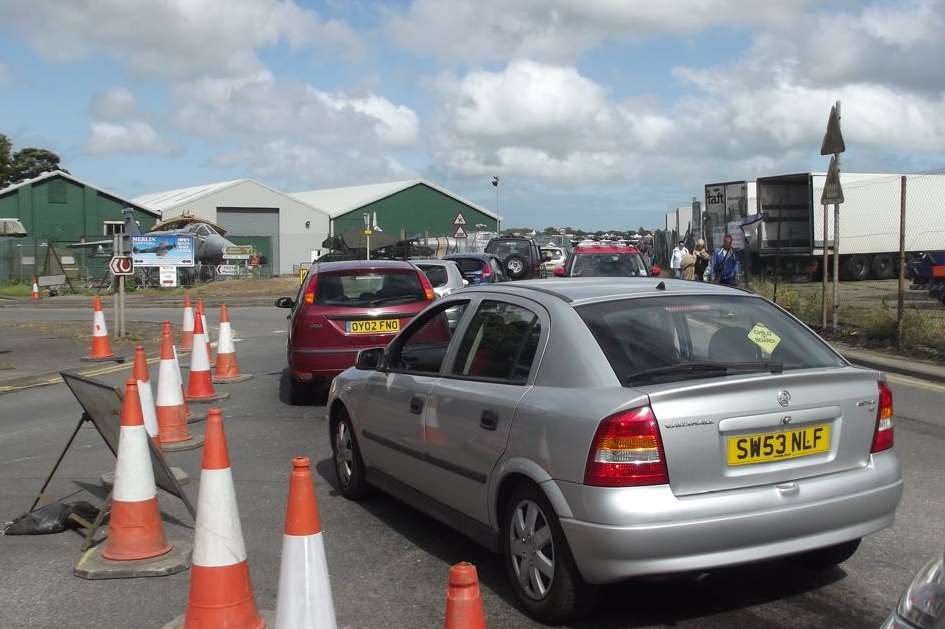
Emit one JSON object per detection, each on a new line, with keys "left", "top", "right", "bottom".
{"left": 0, "top": 170, "right": 161, "bottom": 217}
{"left": 135, "top": 178, "right": 328, "bottom": 216}
{"left": 289, "top": 179, "right": 499, "bottom": 220}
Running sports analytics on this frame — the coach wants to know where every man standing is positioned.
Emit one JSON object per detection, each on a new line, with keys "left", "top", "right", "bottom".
{"left": 711, "top": 234, "right": 740, "bottom": 286}
{"left": 670, "top": 241, "right": 689, "bottom": 279}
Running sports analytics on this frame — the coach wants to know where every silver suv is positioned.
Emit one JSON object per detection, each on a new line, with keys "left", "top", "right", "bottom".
{"left": 327, "top": 278, "right": 902, "bottom": 623}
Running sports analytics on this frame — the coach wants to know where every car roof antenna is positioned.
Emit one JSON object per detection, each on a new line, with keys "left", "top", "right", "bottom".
{"left": 655, "top": 281, "right": 666, "bottom": 291}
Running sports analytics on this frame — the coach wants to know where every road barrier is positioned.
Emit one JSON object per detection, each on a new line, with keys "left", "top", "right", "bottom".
{"left": 444, "top": 562, "right": 487, "bottom": 629}
{"left": 213, "top": 304, "right": 253, "bottom": 384}
{"left": 180, "top": 293, "right": 194, "bottom": 351}
{"left": 185, "top": 314, "right": 228, "bottom": 403}
{"left": 274, "top": 456, "right": 337, "bottom": 629}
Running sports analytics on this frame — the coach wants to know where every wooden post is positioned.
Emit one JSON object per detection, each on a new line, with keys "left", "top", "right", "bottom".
{"left": 897, "top": 175, "right": 907, "bottom": 348}
{"left": 821, "top": 203, "right": 829, "bottom": 330}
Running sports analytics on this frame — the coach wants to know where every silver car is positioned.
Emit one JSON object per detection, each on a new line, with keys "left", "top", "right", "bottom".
{"left": 326, "top": 278, "right": 903, "bottom": 623}
{"left": 413, "top": 259, "right": 467, "bottom": 298}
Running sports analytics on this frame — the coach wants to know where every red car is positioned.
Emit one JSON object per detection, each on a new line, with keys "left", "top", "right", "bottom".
{"left": 554, "top": 243, "right": 662, "bottom": 278}
{"left": 275, "top": 259, "right": 435, "bottom": 402}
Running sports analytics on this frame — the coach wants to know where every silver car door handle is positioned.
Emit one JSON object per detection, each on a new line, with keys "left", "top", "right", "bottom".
{"left": 409, "top": 396, "right": 424, "bottom": 415}
{"left": 480, "top": 410, "right": 498, "bottom": 431}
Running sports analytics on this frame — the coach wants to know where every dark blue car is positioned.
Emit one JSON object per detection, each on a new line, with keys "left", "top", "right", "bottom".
{"left": 443, "top": 253, "right": 509, "bottom": 285}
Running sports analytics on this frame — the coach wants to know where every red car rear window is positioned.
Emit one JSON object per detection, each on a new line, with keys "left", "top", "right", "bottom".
{"left": 315, "top": 270, "right": 425, "bottom": 307}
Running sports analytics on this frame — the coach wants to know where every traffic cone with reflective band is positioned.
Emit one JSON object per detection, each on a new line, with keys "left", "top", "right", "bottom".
{"left": 133, "top": 346, "right": 160, "bottom": 446}
{"left": 83, "top": 295, "right": 117, "bottom": 361}
{"left": 214, "top": 304, "right": 253, "bottom": 383}
{"left": 444, "top": 563, "right": 487, "bottom": 629}
{"left": 172, "top": 344, "right": 200, "bottom": 423}
{"left": 197, "top": 297, "right": 213, "bottom": 363}
{"left": 181, "top": 409, "right": 265, "bottom": 629}
{"left": 180, "top": 293, "right": 195, "bottom": 351}
{"left": 186, "top": 315, "right": 228, "bottom": 402}
{"left": 156, "top": 323, "right": 203, "bottom": 451}
{"left": 274, "top": 457, "right": 337, "bottom": 629}
{"left": 31, "top": 277, "right": 39, "bottom": 300}
{"left": 101, "top": 378, "right": 172, "bottom": 561}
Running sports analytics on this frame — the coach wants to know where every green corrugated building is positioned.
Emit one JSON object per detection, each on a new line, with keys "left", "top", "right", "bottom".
{"left": 289, "top": 179, "right": 499, "bottom": 249}
{"left": 0, "top": 170, "right": 159, "bottom": 282}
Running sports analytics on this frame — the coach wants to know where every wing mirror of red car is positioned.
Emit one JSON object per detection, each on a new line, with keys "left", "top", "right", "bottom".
{"left": 553, "top": 265, "right": 566, "bottom": 277}
{"left": 355, "top": 347, "right": 384, "bottom": 370}
{"left": 650, "top": 265, "right": 662, "bottom": 277}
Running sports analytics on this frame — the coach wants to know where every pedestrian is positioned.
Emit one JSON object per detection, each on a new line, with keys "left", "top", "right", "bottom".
{"left": 693, "top": 239, "right": 710, "bottom": 282}
{"left": 681, "top": 251, "right": 697, "bottom": 280}
{"left": 671, "top": 241, "right": 689, "bottom": 279}
{"left": 711, "top": 234, "right": 740, "bottom": 286}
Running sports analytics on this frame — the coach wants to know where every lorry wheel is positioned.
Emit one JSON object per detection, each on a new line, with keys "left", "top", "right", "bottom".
{"left": 871, "top": 254, "right": 896, "bottom": 280}
{"left": 844, "top": 255, "right": 871, "bottom": 281}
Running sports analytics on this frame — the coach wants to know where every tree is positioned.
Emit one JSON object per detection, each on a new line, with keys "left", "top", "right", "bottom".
{"left": 0, "top": 134, "right": 11, "bottom": 187}
{"left": 10, "top": 147, "right": 67, "bottom": 183}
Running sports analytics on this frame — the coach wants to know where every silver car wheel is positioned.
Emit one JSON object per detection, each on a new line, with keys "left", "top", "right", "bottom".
{"left": 334, "top": 421, "right": 354, "bottom": 487}
{"left": 509, "top": 499, "right": 555, "bottom": 601}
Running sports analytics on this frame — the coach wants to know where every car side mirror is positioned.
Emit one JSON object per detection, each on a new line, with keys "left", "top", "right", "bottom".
{"left": 355, "top": 347, "right": 384, "bottom": 371}
{"left": 650, "top": 265, "right": 662, "bottom": 277}
{"left": 274, "top": 296, "right": 295, "bottom": 308}
{"left": 553, "top": 265, "right": 566, "bottom": 277}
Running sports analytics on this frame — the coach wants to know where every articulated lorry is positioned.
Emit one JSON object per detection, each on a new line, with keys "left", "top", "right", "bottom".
{"left": 705, "top": 173, "right": 945, "bottom": 280}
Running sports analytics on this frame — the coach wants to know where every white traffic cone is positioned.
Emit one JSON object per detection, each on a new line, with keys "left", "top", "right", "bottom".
{"left": 156, "top": 322, "right": 203, "bottom": 451}
{"left": 185, "top": 315, "right": 228, "bottom": 403}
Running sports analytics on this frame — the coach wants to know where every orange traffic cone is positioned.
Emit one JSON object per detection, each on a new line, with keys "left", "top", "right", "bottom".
{"left": 133, "top": 346, "right": 160, "bottom": 447}
{"left": 179, "top": 409, "right": 266, "bottom": 629}
{"left": 180, "top": 293, "right": 195, "bottom": 351}
{"left": 156, "top": 323, "right": 203, "bottom": 451}
{"left": 101, "top": 378, "right": 172, "bottom": 561}
{"left": 444, "top": 563, "right": 487, "bottom": 629}
{"left": 197, "top": 297, "right": 213, "bottom": 363}
{"left": 214, "top": 304, "right": 253, "bottom": 383}
{"left": 186, "top": 314, "right": 228, "bottom": 402}
{"left": 274, "top": 457, "right": 337, "bottom": 629}
{"left": 81, "top": 295, "right": 118, "bottom": 362}
{"left": 31, "top": 277, "right": 39, "bottom": 300}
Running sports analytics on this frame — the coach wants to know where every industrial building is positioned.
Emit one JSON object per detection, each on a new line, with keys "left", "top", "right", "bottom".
{"left": 0, "top": 170, "right": 159, "bottom": 282}
{"left": 290, "top": 179, "right": 499, "bottom": 249}
{"left": 135, "top": 179, "right": 330, "bottom": 276}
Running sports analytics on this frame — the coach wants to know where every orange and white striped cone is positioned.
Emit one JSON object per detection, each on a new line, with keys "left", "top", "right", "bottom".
{"left": 81, "top": 295, "right": 120, "bottom": 362}
{"left": 213, "top": 304, "right": 253, "bottom": 384}
{"left": 170, "top": 409, "right": 268, "bottom": 628}
{"left": 134, "top": 346, "right": 159, "bottom": 446}
{"left": 274, "top": 457, "right": 337, "bottom": 629}
{"left": 180, "top": 293, "right": 195, "bottom": 352}
{"left": 31, "top": 277, "right": 39, "bottom": 300}
{"left": 75, "top": 379, "right": 191, "bottom": 579}
{"left": 172, "top": 343, "right": 202, "bottom": 424}
{"left": 197, "top": 298, "right": 213, "bottom": 365}
{"left": 185, "top": 314, "right": 229, "bottom": 403}
{"left": 156, "top": 323, "right": 204, "bottom": 452}
{"left": 444, "top": 563, "right": 488, "bottom": 629}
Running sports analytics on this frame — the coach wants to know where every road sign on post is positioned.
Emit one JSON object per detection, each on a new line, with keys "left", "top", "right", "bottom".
{"left": 819, "top": 101, "right": 845, "bottom": 332}
{"left": 108, "top": 256, "right": 134, "bottom": 276}
{"left": 820, "top": 104, "right": 846, "bottom": 155}
{"left": 454, "top": 226, "right": 468, "bottom": 239}
{"left": 821, "top": 155, "right": 844, "bottom": 205}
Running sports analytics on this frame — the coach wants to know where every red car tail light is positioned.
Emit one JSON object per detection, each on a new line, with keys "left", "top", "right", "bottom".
{"left": 417, "top": 270, "right": 435, "bottom": 300}
{"left": 584, "top": 406, "right": 669, "bottom": 487}
{"left": 871, "top": 380, "right": 894, "bottom": 453}
{"left": 481, "top": 262, "right": 492, "bottom": 279}
{"left": 303, "top": 273, "right": 318, "bottom": 304}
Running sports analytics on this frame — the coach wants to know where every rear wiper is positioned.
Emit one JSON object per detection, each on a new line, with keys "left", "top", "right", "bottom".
{"left": 625, "top": 361, "right": 783, "bottom": 384}
{"left": 368, "top": 295, "right": 422, "bottom": 306}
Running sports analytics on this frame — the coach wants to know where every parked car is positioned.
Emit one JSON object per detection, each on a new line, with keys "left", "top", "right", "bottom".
{"left": 443, "top": 253, "right": 509, "bottom": 285}
{"left": 485, "top": 236, "right": 546, "bottom": 280}
{"left": 539, "top": 246, "right": 566, "bottom": 275}
{"left": 275, "top": 259, "right": 435, "bottom": 403}
{"left": 554, "top": 243, "right": 660, "bottom": 278}
{"left": 412, "top": 259, "right": 468, "bottom": 298}
{"left": 327, "top": 278, "right": 902, "bottom": 622}
{"left": 883, "top": 549, "right": 945, "bottom": 629}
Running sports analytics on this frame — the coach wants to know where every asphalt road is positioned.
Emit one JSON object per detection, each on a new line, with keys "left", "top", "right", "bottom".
{"left": 0, "top": 305, "right": 943, "bottom": 628}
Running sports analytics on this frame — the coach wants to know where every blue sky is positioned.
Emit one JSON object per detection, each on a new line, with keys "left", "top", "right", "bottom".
{"left": 1, "top": 0, "right": 944, "bottom": 229}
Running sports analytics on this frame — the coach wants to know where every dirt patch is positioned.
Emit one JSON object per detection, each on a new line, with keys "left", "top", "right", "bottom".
{"left": 7, "top": 319, "right": 165, "bottom": 350}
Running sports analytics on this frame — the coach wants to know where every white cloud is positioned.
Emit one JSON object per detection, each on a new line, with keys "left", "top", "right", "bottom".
{"left": 0, "top": 0, "right": 362, "bottom": 82}
{"left": 389, "top": 0, "right": 813, "bottom": 64}
{"left": 85, "top": 122, "right": 176, "bottom": 157}
{"left": 91, "top": 87, "right": 138, "bottom": 120}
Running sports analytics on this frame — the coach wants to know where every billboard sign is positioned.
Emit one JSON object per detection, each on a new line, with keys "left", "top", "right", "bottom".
{"left": 131, "top": 235, "right": 195, "bottom": 267}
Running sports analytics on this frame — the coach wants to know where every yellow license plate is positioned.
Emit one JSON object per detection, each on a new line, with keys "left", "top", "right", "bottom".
{"left": 727, "top": 424, "right": 830, "bottom": 466}
{"left": 348, "top": 319, "right": 400, "bottom": 334}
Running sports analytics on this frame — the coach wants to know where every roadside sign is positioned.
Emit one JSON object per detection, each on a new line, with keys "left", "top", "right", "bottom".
{"left": 216, "top": 264, "right": 239, "bottom": 276}
{"left": 297, "top": 263, "right": 311, "bottom": 284}
{"left": 223, "top": 245, "right": 253, "bottom": 259}
{"left": 108, "top": 256, "right": 134, "bottom": 276}
{"left": 820, "top": 102, "right": 845, "bottom": 156}
{"left": 454, "top": 225, "right": 468, "bottom": 239}
{"left": 453, "top": 212, "right": 467, "bottom": 226}
{"left": 362, "top": 229, "right": 373, "bottom": 236}
{"left": 159, "top": 266, "right": 177, "bottom": 287}
{"left": 131, "top": 234, "right": 195, "bottom": 267}
{"left": 821, "top": 155, "right": 844, "bottom": 205}
{"left": 38, "top": 274, "right": 66, "bottom": 287}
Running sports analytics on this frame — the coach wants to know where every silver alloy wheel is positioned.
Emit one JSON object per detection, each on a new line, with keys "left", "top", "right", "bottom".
{"left": 509, "top": 499, "right": 555, "bottom": 600}
{"left": 334, "top": 421, "right": 354, "bottom": 487}
{"left": 507, "top": 258, "right": 525, "bottom": 274}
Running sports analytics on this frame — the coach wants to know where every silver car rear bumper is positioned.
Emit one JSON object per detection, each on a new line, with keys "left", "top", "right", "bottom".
{"left": 556, "top": 451, "right": 902, "bottom": 584}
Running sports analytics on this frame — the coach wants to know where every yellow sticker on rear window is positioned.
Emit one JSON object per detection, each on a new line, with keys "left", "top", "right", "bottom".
{"left": 747, "top": 323, "right": 781, "bottom": 354}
